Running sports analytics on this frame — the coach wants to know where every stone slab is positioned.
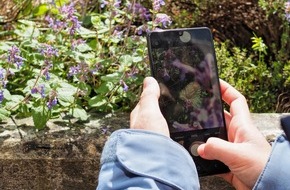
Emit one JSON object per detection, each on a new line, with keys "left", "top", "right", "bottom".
{"left": 0, "top": 113, "right": 288, "bottom": 190}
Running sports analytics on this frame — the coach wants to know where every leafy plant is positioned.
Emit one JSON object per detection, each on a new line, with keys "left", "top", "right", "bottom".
{"left": 0, "top": 0, "right": 172, "bottom": 128}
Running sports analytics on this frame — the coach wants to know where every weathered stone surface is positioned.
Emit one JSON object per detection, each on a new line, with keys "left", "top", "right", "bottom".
{"left": 0, "top": 113, "right": 288, "bottom": 190}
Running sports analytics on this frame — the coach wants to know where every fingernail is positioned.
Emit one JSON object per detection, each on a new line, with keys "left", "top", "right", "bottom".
{"left": 143, "top": 77, "right": 154, "bottom": 89}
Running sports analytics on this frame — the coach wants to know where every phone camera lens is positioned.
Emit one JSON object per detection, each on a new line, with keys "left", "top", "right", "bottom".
{"left": 178, "top": 31, "right": 183, "bottom": 36}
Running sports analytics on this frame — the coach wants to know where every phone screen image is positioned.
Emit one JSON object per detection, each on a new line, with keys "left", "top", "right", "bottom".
{"left": 147, "top": 27, "right": 229, "bottom": 176}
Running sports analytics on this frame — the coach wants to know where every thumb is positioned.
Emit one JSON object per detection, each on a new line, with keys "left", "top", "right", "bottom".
{"left": 197, "top": 137, "right": 240, "bottom": 166}
{"left": 139, "top": 77, "right": 160, "bottom": 107}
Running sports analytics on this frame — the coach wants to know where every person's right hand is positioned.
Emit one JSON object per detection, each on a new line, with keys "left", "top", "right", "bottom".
{"left": 197, "top": 80, "right": 272, "bottom": 190}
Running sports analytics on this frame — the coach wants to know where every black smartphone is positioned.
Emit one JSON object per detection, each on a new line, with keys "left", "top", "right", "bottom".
{"left": 146, "top": 27, "right": 229, "bottom": 176}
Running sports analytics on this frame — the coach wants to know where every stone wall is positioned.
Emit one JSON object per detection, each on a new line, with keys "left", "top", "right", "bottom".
{"left": 0, "top": 113, "right": 287, "bottom": 190}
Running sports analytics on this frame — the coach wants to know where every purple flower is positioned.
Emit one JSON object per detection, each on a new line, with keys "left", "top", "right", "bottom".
{"left": 69, "top": 15, "right": 81, "bottom": 36}
{"left": 153, "top": 0, "right": 165, "bottom": 11}
{"left": 47, "top": 97, "right": 57, "bottom": 109}
{"left": 60, "top": 3, "right": 81, "bottom": 36}
{"left": 0, "top": 68, "right": 5, "bottom": 80}
{"left": 31, "top": 84, "right": 46, "bottom": 98}
{"left": 154, "top": 13, "right": 171, "bottom": 28}
{"left": 45, "top": 3, "right": 81, "bottom": 35}
{"left": 136, "top": 25, "right": 150, "bottom": 35}
{"left": 71, "top": 39, "right": 85, "bottom": 50}
{"left": 126, "top": 68, "right": 139, "bottom": 78}
{"left": 69, "top": 65, "right": 81, "bottom": 76}
{"left": 0, "top": 68, "right": 10, "bottom": 88}
{"left": 68, "top": 62, "right": 93, "bottom": 82}
{"left": 40, "top": 85, "right": 46, "bottom": 98}
{"left": 100, "top": 0, "right": 109, "bottom": 8}
{"left": 129, "top": 3, "right": 151, "bottom": 21}
{"left": 120, "top": 80, "right": 129, "bottom": 92}
{"left": 41, "top": 62, "right": 52, "bottom": 81}
{"left": 113, "top": 29, "right": 123, "bottom": 38}
{"left": 0, "top": 90, "right": 4, "bottom": 103}
{"left": 114, "top": 0, "right": 121, "bottom": 8}
{"left": 7, "top": 46, "right": 24, "bottom": 69}
{"left": 40, "top": 44, "right": 58, "bottom": 58}
{"left": 45, "top": 16, "right": 66, "bottom": 32}
{"left": 60, "top": 3, "right": 76, "bottom": 18}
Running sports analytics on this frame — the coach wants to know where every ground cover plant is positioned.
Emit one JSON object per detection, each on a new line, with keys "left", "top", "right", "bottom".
{"left": 0, "top": 0, "right": 289, "bottom": 128}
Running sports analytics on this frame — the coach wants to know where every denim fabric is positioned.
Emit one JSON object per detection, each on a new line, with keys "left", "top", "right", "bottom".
{"left": 97, "top": 129, "right": 200, "bottom": 190}
{"left": 253, "top": 135, "right": 290, "bottom": 190}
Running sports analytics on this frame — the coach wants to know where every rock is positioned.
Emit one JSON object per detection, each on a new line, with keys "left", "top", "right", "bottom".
{"left": 0, "top": 113, "right": 287, "bottom": 189}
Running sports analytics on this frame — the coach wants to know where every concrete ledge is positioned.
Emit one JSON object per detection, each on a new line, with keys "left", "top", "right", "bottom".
{"left": 0, "top": 113, "right": 288, "bottom": 190}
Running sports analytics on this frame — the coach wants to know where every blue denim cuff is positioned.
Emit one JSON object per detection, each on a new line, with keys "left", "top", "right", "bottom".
{"left": 100, "top": 129, "right": 200, "bottom": 190}
{"left": 253, "top": 135, "right": 290, "bottom": 190}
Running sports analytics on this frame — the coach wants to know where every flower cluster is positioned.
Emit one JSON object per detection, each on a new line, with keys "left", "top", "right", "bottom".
{"left": 45, "top": 16, "right": 66, "bottom": 32}
{"left": 40, "top": 44, "right": 58, "bottom": 58}
{"left": 0, "top": 68, "right": 7, "bottom": 88}
{"left": 0, "top": 90, "right": 3, "bottom": 103}
{"left": 47, "top": 91, "right": 58, "bottom": 110}
{"left": 46, "top": 3, "right": 81, "bottom": 36}
{"left": 100, "top": 0, "right": 121, "bottom": 9}
{"left": 31, "top": 84, "right": 46, "bottom": 98}
{"left": 154, "top": 13, "right": 171, "bottom": 28}
{"left": 153, "top": 0, "right": 165, "bottom": 12}
{"left": 39, "top": 44, "right": 58, "bottom": 80}
{"left": 129, "top": 3, "right": 151, "bottom": 21}
{"left": 0, "top": 46, "right": 25, "bottom": 103}
{"left": 7, "top": 46, "right": 24, "bottom": 69}
{"left": 68, "top": 61, "right": 99, "bottom": 82}
{"left": 60, "top": 3, "right": 81, "bottom": 35}
{"left": 31, "top": 84, "right": 58, "bottom": 110}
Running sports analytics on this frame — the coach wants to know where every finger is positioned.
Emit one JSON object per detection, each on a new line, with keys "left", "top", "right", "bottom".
{"left": 218, "top": 173, "right": 233, "bottom": 185}
{"left": 224, "top": 110, "right": 231, "bottom": 131}
{"left": 219, "top": 79, "right": 251, "bottom": 123}
{"left": 130, "top": 103, "right": 139, "bottom": 128}
{"left": 139, "top": 77, "right": 160, "bottom": 110}
{"left": 197, "top": 137, "right": 240, "bottom": 165}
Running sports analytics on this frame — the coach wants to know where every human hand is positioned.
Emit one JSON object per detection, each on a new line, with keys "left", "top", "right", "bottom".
{"left": 130, "top": 77, "right": 169, "bottom": 137}
{"left": 197, "top": 80, "right": 271, "bottom": 190}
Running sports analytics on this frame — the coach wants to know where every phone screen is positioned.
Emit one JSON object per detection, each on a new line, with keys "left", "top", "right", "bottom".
{"left": 147, "top": 28, "right": 229, "bottom": 176}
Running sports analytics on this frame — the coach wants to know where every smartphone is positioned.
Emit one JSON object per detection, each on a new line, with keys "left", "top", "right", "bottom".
{"left": 146, "top": 27, "right": 229, "bottom": 176}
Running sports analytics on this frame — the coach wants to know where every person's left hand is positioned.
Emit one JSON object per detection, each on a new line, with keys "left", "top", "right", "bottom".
{"left": 130, "top": 77, "right": 169, "bottom": 137}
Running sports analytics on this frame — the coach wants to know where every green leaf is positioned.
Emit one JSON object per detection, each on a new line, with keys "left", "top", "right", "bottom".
{"left": 33, "top": 4, "right": 49, "bottom": 16}
{"left": 0, "top": 108, "right": 10, "bottom": 121}
{"left": 17, "top": 20, "right": 36, "bottom": 26}
{"left": 32, "top": 106, "right": 50, "bottom": 129}
{"left": 3, "top": 89, "right": 11, "bottom": 101}
{"left": 95, "top": 81, "right": 114, "bottom": 94}
{"left": 58, "top": 94, "right": 74, "bottom": 106}
{"left": 91, "top": 15, "right": 102, "bottom": 26}
{"left": 132, "top": 56, "right": 143, "bottom": 63}
{"left": 88, "top": 95, "right": 108, "bottom": 107}
{"left": 69, "top": 106, "right": 89, "bottom": 121}
{"left": 57, "top": 83, "right": 77, "bottom": 96}
{"left": 78, "top": 26, "right": 96, "bottom": 38}
{"left": 119, "top": 55, "right": 133, "bottom": 71}
{"left": 101, "top": 73, "right": 121, "bottom": 83}
{"left": 75, "top": 43, "right": 92, "bottom": 52}
{"left": 14, "top": 25, "right": 40, "bottom": 39}
{"left": 55, "top": 0, "right": 69, "bottom": 7}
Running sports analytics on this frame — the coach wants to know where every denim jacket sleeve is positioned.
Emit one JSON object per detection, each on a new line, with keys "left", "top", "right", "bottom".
{"left": 97, "top": 129, "right": 200, "bottom": 190}
{"left": 253, "top": 135, "right": 290, "bottom": 190}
